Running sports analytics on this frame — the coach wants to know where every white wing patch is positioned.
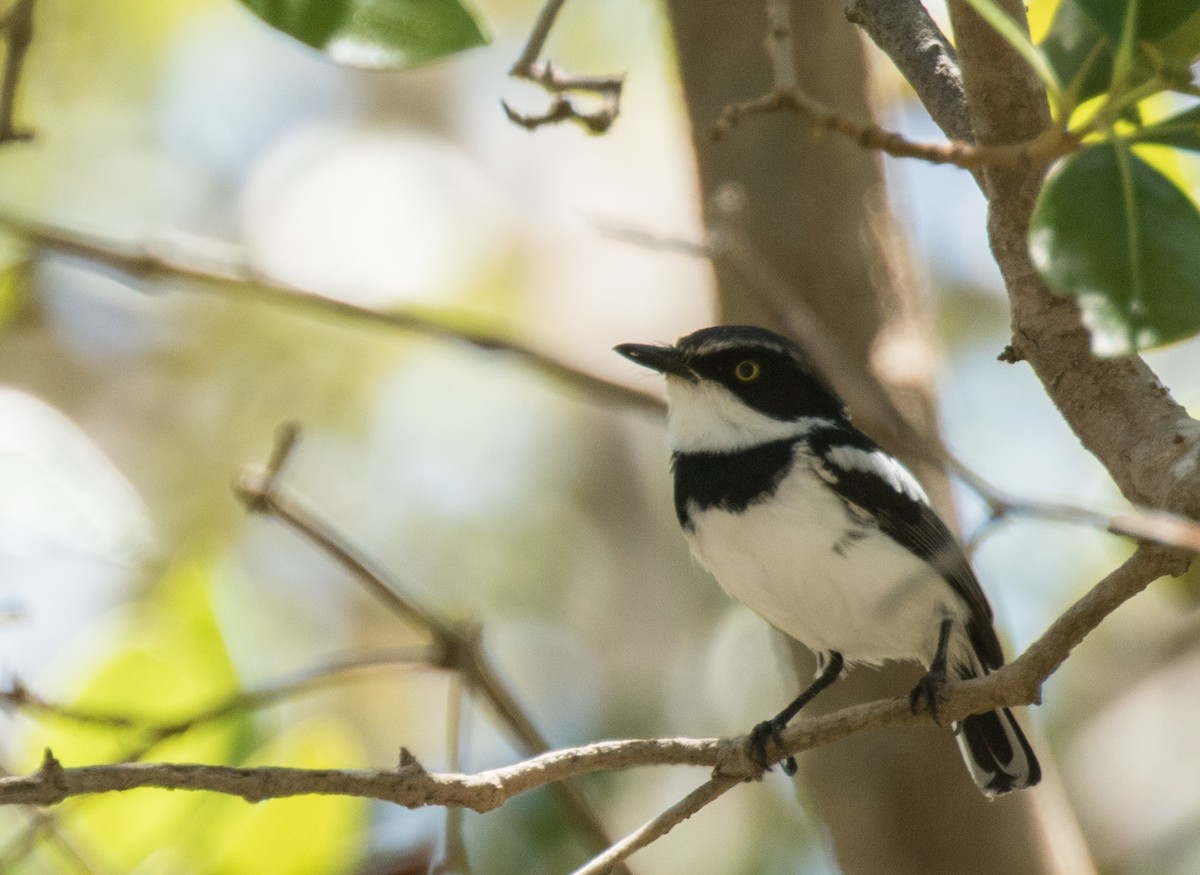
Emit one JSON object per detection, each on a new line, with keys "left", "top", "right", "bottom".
{"left": 823, "top": 445, "right": 930, "bottom": 505}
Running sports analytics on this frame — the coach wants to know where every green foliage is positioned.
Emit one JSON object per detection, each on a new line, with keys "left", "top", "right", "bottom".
{"left": 1029, "top": 0, "right": 1200, "bottom": 354}
{"left": 1030, "top": 142, "right": 1200, "bottom": 354}
{"left": 239, "top": 0, "right": 488, "bottom": 68}
{"left": 1128, "top": 103, "right": 1200, "bottom": 151}
{"left": 15, "top": 561, "right": 367, "bottom": 872}
{"left": 1073, "top": 0, "right": 1200, "bottom": 43}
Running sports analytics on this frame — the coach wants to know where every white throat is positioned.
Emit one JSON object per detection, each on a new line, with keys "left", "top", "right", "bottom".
{"left": 664, "top": 377, "right": 828, "bottom": 453}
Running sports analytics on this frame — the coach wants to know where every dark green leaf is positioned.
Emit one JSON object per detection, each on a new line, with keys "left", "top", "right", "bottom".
{"left": 1127, "top": 104, "right": 1200, "bottom": 152}
{"left": 1073, "top": 0, "right": 1200, "bottom": 43}
{"left": 1030, "top": 142, "right": 1200, "bottom": 353}
{"left": 241, "top": 0, "right": 488, "bottom": 69}
{"left": 1158, "top": 7, "right": 1200, "bottom": 66}
{"left": 1040, "top": 0, "right": 1114, "bottom": 104}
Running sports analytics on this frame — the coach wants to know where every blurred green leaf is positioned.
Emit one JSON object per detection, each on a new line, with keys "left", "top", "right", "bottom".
{"left": 1030, "top": 142, "right": 1200, "bottom": 354}
{"left": 1074, "top": 0, "right": 1200, "bottom": 43}
{"left": 1158, "top": 7, "right": 1200, "bottom": 65}
{"left": 1128, "top": 104, "right": 1200, "bottom": 151}
{"left": 240, "top": 0, "right": 488, "bottom": 69}
{"left": 199, "top": 719, "right": 368, "bottom": 875}
{"left": 1041, "top": 0, "right": 1116, "bottom": 104}
{"left": 20, "top": 562, "right": 248, "bottom": 870}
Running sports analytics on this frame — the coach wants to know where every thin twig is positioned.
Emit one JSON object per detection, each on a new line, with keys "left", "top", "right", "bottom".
{"left": 710, "top": 85, "right": 1077, "bottom": 169}
{"left": 569, "top": 776, "right": 740, "bottom": 875}
{"left": 436, "top": 675, "right": 472, "bottom": 875}
{"left": 763, "top": 0, "right": 797, "bottom": 90}
{"left": 1, "top": 649, "right": 437, "bottom": 756}
{"left": 712, "top": 1, "right": 1070, "bottom": 168}
{"left": 0, "top": 210, "right": 663, "bottom": 414}
{"left": 234, "top": 425, "right": 628, "bottom": 872}
{"left": 504, "top": 0, "right": 624, "bottom": 133}
{"left": 0, "top": 0, "right": 34, "bottom": 143}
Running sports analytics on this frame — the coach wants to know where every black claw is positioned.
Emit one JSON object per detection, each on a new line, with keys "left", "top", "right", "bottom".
{"left": 910, "top": 668, "right": 947, "bottom": 726}
{"left": 749, "top": 719, "right": 797, "bottom": 774}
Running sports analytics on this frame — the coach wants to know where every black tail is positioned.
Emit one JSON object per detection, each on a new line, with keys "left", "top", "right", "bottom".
{"left": 953, "top": 692, "right": 1041, "bottom": 797}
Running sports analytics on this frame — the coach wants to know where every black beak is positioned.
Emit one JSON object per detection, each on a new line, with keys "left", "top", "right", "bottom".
{"left": 613, "top": 342, "right": 696, "bottom": 381}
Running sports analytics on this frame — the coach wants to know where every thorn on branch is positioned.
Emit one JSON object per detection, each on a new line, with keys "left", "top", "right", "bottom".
{"left": 397, "top": 747, "right": 426, "bottom": 775}
{"left": 30, "top": 748, "right": 67, "bottom": 806}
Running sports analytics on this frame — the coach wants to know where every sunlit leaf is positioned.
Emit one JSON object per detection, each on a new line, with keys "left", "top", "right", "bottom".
{"left": 1073, "top": 0, "right": 1200, "bottom": 43}
{"left": 1127, "top": 104, "right": 1200, "bottom": 152}
{"left": 239, "top": 0, "right": 488, "bottom": 69}
{"left": 1028, "top": 0, "right": 1065, "bottom": 42}
{"left": 1030, "top": 142, "right": 1200, "bottom": 353}
{"left": 196, "top": 719, "right": 368, "bottom": 875}
{"left": 18, "top": 562, "right": 249, "bottom": 871}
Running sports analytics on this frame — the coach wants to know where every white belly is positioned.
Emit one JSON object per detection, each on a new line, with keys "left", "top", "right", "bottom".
{"left": 682, "top": 464, "right": 970, "bottom": 667}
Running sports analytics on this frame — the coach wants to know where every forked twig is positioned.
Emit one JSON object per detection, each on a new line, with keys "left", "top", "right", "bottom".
{"left": 234, "top": 424, "right": 631, "bottom": 874}
{"left": 504, "top": 0, "right": 624, "bottom": 133}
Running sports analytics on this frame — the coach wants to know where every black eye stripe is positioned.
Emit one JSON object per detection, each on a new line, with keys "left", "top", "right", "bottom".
{"left": 688, "top": 348, "right": 843, "bottom": 421}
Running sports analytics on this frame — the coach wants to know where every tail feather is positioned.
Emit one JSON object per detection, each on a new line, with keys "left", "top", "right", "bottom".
{"left": 955, "top": 706, "right": 1041, "bottom": 798}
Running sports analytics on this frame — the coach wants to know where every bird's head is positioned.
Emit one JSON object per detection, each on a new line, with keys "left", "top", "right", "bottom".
{"left": 615, "top": 325, "right": 845, "bottom": 452}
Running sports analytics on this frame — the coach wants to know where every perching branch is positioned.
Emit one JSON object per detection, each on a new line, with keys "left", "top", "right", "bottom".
{"left": 0, "top": 0, "right": 34, "bottom": 144}
{"left": 0, "top": 545, "right": 1186, "bottom": 874}
{"left": 504, "top": 0, "right": 624, "bottom": 133}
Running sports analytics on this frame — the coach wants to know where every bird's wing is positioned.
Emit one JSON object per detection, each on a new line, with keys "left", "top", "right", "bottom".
{"left": 806, "top": 426, "right": 1005, "bottom": 669}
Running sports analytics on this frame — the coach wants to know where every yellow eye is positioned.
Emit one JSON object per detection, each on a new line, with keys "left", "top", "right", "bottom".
{"left": 734, "top": 360, "right": 760, "bottom": 382}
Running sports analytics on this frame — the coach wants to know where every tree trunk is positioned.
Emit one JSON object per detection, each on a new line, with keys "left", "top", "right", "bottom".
{"left": 663, "top": 1, "right": 1088, "bottom": 871}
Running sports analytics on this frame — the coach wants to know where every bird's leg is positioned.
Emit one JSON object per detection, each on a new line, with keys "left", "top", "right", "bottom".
{"left": 910, "top": 618, "right": 954, "bottom": 725}
{"left": 750, "top": 651, "right": 844, "bottom": 775}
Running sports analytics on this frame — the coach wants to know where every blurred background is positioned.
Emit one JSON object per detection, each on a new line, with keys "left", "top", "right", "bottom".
{"left": 0, "top": 0, "right": 1198, "bottom": 873}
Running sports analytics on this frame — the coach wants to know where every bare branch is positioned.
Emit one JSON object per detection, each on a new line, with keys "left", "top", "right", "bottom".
{"left": 763, "top": 0, "right": 797, "bottom": 90}
{"left": 845, "top": 0, "right": 974, "bottom": 143}
{"left": 0, "top": 210, "right": 663, "bottom": 414}
{"left": 234, "top": 426, "right": 628, "bottom": 871}
{"left": 709, "top": 85, "right": 1076, "bottom": 169}
{"left": 505, "top": 0, "right": 624, "bottom": 133}
{"left": 0, "top": 0, "right": 34, "bottom": 143}
{"left": 569, "top": 777, "right": 741, "bottom": 875}
{"left": 712, "top": 1, "right": 1072, "bottom": 170}
{"left": 0, "top": 546, "right": 1184, "bottom": 874}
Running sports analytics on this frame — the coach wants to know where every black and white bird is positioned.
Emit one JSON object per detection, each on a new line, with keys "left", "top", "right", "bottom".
{"left": 615, "top": 325, "right": 1040, "bottom": 797}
